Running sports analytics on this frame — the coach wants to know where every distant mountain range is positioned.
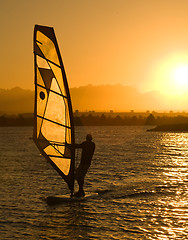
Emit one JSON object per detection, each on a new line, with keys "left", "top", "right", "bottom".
{"left": 0, "top": 85, "right": 186, "bottom": 114}
{"left": 0, "top": 87, "right": 34, "bottom": 114}
{"left": 71, "top": 84, "right": 167, "bottom": 111}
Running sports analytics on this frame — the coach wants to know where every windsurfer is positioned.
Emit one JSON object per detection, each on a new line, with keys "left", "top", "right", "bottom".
{"left": 74, "top": 134, "right": 95, "bottom": 197}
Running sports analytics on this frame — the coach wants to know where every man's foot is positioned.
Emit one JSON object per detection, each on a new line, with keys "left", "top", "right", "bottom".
{"left": 74, "top": 191, "right": 85, "bottom": 197}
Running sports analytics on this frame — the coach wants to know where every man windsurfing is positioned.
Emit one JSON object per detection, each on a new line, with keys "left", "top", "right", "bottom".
{"left": 74, "top": 134, "right": 95, "bottom": 197}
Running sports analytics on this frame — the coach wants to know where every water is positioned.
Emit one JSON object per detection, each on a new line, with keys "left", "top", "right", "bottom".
{"left": 0, "top": 126, "right": 188, "bottom": 239}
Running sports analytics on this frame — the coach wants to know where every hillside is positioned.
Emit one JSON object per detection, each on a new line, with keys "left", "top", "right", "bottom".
{"left": 0, "top": 85, "right": 184, "bottom": 114}
{"left": 0, "top": 87, "right": 34, "bottom": 114}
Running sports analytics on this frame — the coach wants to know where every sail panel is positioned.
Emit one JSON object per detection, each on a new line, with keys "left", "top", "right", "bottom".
{"left": 43, "top": 78, "right": 65, "bottom": 126}
{"left": 64, "top": 99, "right": 71, "bottom": 144}
{"left": 38, "top": 132, "right": 50, "bottom": 149}
{"left": 37, "top": 55, "right": 50, "bottom": 69}
{"left": 36, "top": 31, "right": 60, "bottom": 66}
{"left": 48, "top": 62, "right": 67, "bottom": 96}
{"left": 37, "top": 117, "right": 43, "bottom": 138}
{"left": 44, "top": 145, "right": 65, "bottom": 157}
{"left": 37, "top": 85, "right": 48, "bottom": 117}
{"left": 36, "top": 68, "right": 46, "bottom": 87}
{"left": 33, "top": 25, "right": 75, "bottom": 192}
{"left": 41, "top": 119, "right": 65, "bottom": 142}
{"left": 43, "top": 146, "right": 70, "bottom": 176}
{"left": 50, "top": 156, "right": 70, "bottom": 176}
{"left": 38, "top": 67, "right": 54, "bottom": 90}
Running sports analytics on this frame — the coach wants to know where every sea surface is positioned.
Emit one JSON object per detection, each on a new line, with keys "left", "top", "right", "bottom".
{"left": 0, "top": 126, "right": 188, "bottom": 239}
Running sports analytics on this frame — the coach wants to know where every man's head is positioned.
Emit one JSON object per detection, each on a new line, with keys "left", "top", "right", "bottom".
{"left": 86, "top": 134, "right": 92, "bottom": 141}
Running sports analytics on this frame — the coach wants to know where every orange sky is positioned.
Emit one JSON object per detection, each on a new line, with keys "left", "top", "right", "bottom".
{"left": 1, "top": 0, "right": 188, "bottom": 100}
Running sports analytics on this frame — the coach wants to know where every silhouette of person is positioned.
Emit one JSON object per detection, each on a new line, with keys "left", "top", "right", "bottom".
{"left": 74, "top": 134, "right": 95, "bottom": 197}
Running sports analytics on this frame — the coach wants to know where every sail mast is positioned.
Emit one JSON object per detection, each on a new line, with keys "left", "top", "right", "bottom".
{"left": 33, "top": 25, "right": 75, "bottom": 195}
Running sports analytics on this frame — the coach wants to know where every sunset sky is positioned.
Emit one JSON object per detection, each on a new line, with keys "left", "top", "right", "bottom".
{"left": 1, "top": 0, "right": 188, "bottom": 100}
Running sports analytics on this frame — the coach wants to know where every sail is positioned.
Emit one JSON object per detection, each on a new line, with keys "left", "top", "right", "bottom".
{"left": 33, "top": 25, "right": 75, "bottom": 193}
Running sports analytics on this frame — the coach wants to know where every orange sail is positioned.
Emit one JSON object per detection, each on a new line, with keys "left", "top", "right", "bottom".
{"left": 33, "top": 25, "right": 75, "bottom": 195}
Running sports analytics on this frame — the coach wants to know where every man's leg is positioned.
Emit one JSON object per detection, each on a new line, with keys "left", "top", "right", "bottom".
{"left": 77, "top": 177, "right": 85, "bottom": 196}
{"left": 74, "top": 164, "right": 89, "bottom": 197}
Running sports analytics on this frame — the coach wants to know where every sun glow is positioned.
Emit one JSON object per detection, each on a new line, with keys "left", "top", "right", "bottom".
{"left": 172, "top": 65, "right": 188, "bottom": 89}
{"left": 168, "top": 64, "right": 188, "bottom": 96}
{"left": 148, "top": 55, "right": 188, "bottom": 98}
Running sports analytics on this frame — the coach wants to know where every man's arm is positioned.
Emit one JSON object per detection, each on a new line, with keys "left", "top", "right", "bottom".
{"left": 74, "top": 143, "right": 83, "bottom": 149}
{"left": 65, "top": 142, "right": 83, "bottom": 149}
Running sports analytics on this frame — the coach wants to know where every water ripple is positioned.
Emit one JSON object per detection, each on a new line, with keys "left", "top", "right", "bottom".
{"left": 1, "top": 126, "right": 188, "bottom": 239}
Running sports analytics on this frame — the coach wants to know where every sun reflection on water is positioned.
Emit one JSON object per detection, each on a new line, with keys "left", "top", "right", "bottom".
{"left": 153, "top": 132, "right": 188, "bottom": 239}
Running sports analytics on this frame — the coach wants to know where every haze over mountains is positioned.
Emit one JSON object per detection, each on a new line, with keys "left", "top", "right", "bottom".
{"left": 0, "top": 85, "right": 187, "bottom": 114}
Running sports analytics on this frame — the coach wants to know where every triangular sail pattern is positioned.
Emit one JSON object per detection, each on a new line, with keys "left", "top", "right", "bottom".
{"left": 33, "top": 25, "right": 75, "bottom": 192}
